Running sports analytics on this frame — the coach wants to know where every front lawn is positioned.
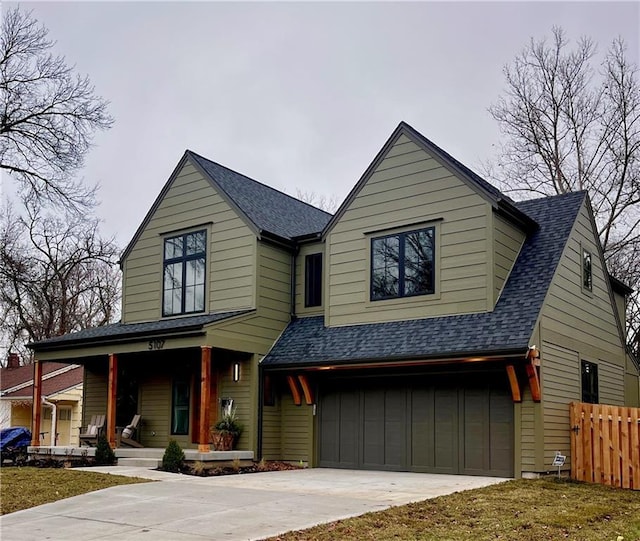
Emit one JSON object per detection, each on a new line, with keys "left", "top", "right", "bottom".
{"left": 0, "top": 467, "right": 150, "bottom": 515}
{"left": 267, "top": 478, "right": 640, "bottom": 541}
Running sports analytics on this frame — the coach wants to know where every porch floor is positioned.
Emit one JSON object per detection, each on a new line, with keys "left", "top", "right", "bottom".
{"left": 27, "top": 446, "right": 254, "bottom": 463}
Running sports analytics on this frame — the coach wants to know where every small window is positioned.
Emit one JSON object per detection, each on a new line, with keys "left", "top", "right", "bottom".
{"left": 581, "top": 360, "right": 598, "bottom": 404}
{"left": 171, "top": 380, "right": 190, "bottom": 435}
{"left": 163, "top": 230, "right": 206, "bottom": 316}
{"left": 304, "top": 253, "right": 323, "bottom": 307}
{"left": 59, "top": 408, "right": 72, "bottom": 421}
{"left": 371, "top": 227, "right": 435, "bottom": 300}
{"left": 582, "top": 249, "right": 592, "bottom": 291}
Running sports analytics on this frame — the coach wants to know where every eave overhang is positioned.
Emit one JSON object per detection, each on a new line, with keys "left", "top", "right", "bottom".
{"left": 261, "top": 347, "right": 527, "bottom": 371}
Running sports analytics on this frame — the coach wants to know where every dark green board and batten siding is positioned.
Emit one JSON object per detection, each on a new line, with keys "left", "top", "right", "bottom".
{"left": 317, "top": 372, "right": 514, "bottom": 477}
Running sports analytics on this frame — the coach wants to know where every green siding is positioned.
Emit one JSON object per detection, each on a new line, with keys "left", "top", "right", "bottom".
{"left": 208, "top": 241, "right": 291, "bottom": 354}
{"left": 540, "top": 201, "right": 625, "bottom": 363}
{"left": 625, "top": 355, "right": 640, "bottom": 407}
{"left": 295, "top": 242, "right": 325, "bottom": 317}
{"left": 280, "top": 394, "right": 313, "bottom": 464}
{"left": 138, "top": 374, "right": 174, "bottom": 447}
{"left": 260, "top": 383, "right": 314, "bottom": 464}
{"left": 82, "top": 362, "right": 108, "bottom": 426}
{"left": 519, "top": 388, "right": 537, "bottom": 471}
{"left": 538, "top": 199, "right": 628, "bottom": 470}
{"left": 493, "top": 213, "right": 525, "bottom": 304}
{"left": 327, "top": 135, "right": 492, "bottom": 326}
{"left": 599, "top": 360, "right": 624, "bottom": 406}
{"left": 541, "top": 341, "right": 580, "bottom": 470}
{"left": 261, "top": 398, "right": 281, "bottom": 460}
{"left": 218, "top": 357, "right": 254, "bottom": 451}
{"left": 122, "top": 160, "right": 256, "bottom": 323}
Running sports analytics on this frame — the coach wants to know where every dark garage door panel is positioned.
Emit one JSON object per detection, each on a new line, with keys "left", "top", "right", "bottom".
{"left": 319, "top": 390, "right": 359, "bottom": 468}
{"left": 318, "top": 375, "right": 513, "bottom": 477}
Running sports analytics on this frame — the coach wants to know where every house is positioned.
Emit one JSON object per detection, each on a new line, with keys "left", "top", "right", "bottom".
{"left": 1, "top": 354, "right": 83, "bottom": 446}
{"left": 28, "top": 122, "right": 639, "bottom": 478}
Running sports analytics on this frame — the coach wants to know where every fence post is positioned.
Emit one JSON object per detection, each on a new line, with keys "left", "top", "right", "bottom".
{"left": 631, "top": 407, "right": 640, "bottom": 490}
{"left": 570, "top": 402, "right": 578, "bottom": 481}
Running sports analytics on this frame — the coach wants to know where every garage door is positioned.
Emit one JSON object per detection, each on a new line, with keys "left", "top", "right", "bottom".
{"left": 318, "top": 373, "right": 513, "bottom": 477}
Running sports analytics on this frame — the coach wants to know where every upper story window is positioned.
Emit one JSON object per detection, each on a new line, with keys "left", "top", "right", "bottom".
{"left": 163, "top": 230, "right": 206, "bottom": 316}
{"left": 581, "top": 360, "right": 598, "bottom": 404}
{"left": 305, "top": 253, "right": 322, "bottom": 307}
{"left": 582, "top": 249, "right": 592, "bottom": 291}
{"left": 371, "top": 227, "right": 435, "bottom": 301}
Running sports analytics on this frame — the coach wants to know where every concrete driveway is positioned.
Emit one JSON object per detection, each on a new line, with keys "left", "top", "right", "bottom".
{"left": 0, "top": 467, "right": 507, "bottom": 541}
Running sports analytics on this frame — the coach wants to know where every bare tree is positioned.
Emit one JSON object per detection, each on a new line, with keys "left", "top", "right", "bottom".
{"left": 487, "top": 27, "right": 640, "bottom": 354}
{"left": 295, "top": 188, "right": 340, "bottom": 213}
{"left": 0, "top": 7, "right": 113, "bottom": 210}
{"left": 0, "top": 199, "right": 121, "bottom": 364}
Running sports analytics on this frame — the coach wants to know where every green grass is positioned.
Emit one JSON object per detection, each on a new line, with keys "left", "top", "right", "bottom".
{"left": 0, "top": 467, "right": 151, "bottom": 515}
{"left": 267, "top": 478, "right": 640, "bottom": 541}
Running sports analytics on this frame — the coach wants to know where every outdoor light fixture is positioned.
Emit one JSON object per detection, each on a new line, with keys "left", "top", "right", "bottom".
{"left": 232, "top": 362, "right": 241, "bottom": 382}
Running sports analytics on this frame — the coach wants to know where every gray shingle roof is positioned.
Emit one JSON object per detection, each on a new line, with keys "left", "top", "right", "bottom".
{"left": 188, "top": 151, "right": 332, "bottom": 240}
{"left": 28, "top": 311, "right": 252, "bottom": 351}
{"left": 261, "top": 191, "right": 587, "bottom": 367}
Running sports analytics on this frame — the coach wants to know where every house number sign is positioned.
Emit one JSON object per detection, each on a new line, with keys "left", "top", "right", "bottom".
{"left": 148, "top": 339, "right": 165, "bottom": 350}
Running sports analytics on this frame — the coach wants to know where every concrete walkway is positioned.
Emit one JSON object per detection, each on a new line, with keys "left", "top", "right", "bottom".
{"left": 0, "top": 467, "right": 508, "bottom": 541}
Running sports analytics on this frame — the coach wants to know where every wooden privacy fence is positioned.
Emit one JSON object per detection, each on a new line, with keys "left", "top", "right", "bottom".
{"left": 570, "top": 402, "right": 640, "bottom": 490}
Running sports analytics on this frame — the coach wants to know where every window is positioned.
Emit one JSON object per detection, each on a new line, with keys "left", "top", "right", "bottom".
{"left": 582, "top": 249, "right": 592, "bottom": 291}
{"left": 581, "top": 360, "right": 598, "bottom": 403}
{"left": 171, "top": 380, "right": 190, "bottom": 435}
{"left": 59, "top": 408, "right": 72, "bottom": 421}
{"left": 163, "top": 230, "right": 206, "bottom": 316}
{"left": 371, "top": 227, "right": 435, "bottom": 300}
{"left": 304, "top": 253, "right": 322, "bottom": 307}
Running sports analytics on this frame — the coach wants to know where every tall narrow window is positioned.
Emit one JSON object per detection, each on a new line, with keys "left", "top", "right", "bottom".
{"left": 371, "top": 227, "right": 435, "bottom": 300}
{"left": 582, "top": 249, "right": 592, "bottom": 291}
{"left": 163, "top": 230, "right": 206, "bottom": 316}
{"left": 304, "top": 253, "right": 322, "bottom": 307}
{"left": 581, "top": 360, "right": 598, "bottom": 404}
{"left": 171, "top": 380, "right": 190, "bottom": 435}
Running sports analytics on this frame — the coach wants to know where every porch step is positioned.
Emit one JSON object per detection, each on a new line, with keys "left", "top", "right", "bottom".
{"left": 117, "top": 457, "right": 160, "bottom": 468}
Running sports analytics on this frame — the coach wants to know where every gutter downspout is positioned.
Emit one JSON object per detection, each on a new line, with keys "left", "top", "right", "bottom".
{"left": 41, "top": 398, "right": 57, "bottom": 446}
{"left": 257, "top": 361, "right": 263, "bottom": 461}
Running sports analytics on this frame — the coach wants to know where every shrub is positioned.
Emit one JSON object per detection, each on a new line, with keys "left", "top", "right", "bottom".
{"left": 94, "top": 435, "right": 116, "bottom": 466}
{"left": 161, "top": 439, "right": 185, "bottom": 473}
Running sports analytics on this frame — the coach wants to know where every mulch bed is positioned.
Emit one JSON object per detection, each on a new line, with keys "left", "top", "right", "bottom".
{"left": 179, "top": 460, "right": 302, "bottom": 477}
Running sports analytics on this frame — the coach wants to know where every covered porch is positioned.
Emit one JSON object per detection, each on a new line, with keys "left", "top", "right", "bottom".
{"left": 28, "top": 311, "right": 258, "bottom": 455}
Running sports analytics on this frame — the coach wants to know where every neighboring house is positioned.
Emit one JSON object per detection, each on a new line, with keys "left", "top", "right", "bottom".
{"left": 28, "top": 122, "right": 639, "bottom": 478}
{"left": 1, "top": 356, "right": 83, "bottom": 446}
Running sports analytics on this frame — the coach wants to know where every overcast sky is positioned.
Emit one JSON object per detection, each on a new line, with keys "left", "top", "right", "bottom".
{"left": 3, "top": 1, "right": 639, "bottom": 247}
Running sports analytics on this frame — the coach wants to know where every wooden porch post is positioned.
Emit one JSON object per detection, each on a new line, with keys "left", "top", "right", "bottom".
{"left": 31, "top": 360, "right": 43, "bottom": 446}
{"left": 107, "top": 353, "right": 118, "bottom": 449}
{"left": 199, "top": 346, "right": 212, "bottom": 452}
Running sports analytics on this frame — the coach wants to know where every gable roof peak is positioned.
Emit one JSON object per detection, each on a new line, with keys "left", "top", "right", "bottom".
{"left": 186, "top": 150, "right": 332, "bottom": 242}
{"left": 322, "top": 121, "right": 537, "bottom": 237}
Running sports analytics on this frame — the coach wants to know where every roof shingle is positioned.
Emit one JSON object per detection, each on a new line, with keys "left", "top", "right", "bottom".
{"left": 189, "top": 151, "right": 332, "bottom": 240}
{"left": 261, "top": 191, "right": 586, "bottom": 367}
{"left": 29, "top": 311, "right": 251, "bottom": 351}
